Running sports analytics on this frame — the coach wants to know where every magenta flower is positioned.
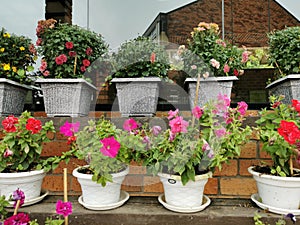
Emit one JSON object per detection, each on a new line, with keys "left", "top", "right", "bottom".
{"left": 168, "top": 130, "right": 176, "bottom": 142}
{"left": 56, "top": 200, "right": 72, "bottom": 217}
{"left": 167, "top": 109, "right": 179, "bottom": 120}
{"left": 65, "top": 41, "right": 73, "bottom": 50}
{"left": 100, "top": 136, "right": 120, "bottom": 158}
{"left": 4, "top": 213, "right": 30, "bottom": 225}
{"left": 214, "top": 127, "right": 227, "bottom": 138}
{"left": 12, "top": 188, "right": 25, "bottom": 208}
{"left": 151, "top": 125, "right": 162, "bottom": 136}
{"left": 192, "top": 106, "right": 203, "bottom": 119}
{"left": 169, "top": 116, "right": 189, "bottom": 134}
{"left": 237, "top": 101, "right": 248, "bottom": 116}
{"left": 60, "top": 121, "right": 80, "bottom": 137}
{"left": 123, "top": 118, "right": 138, "bottom": 131}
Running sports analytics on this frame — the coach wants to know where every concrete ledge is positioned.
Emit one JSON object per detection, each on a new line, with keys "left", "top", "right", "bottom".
{"left": 9, "top": 196, "right": 293, "bottom": 225}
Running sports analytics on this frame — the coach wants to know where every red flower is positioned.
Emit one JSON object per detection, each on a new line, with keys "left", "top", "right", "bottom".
{"left": 26, "top": 118, "right": 42, "bottom": 134}
{"left": 82, "top": 59, "right": 90, "bottom": 67}
{"left": 2, "top": 115, "right": 18, "bottom": 132}
{"left": 86, "top": 47, "right": 93, "bottom": 56}
{"left": 233, "top": 69, "right": 239, "bottom": 76}
{"left": 272, "top": 101, "right": 281, "bottom": 108}
{"left": 292, "top": 99, "right": 300, "bottom": 113}
{"left": 278, "top": 120, "right": 300, "bottom": 145}
{"left": 80, "top": 66, "right": 86, "bottom": 72}
{"left": 65, "top": 41, "right": 73, "bottom": 49}
{"left": 67, "top": 136, "right": 76, "bottom": 145}
{"left": 68, "top": 51, "right": 76, "bottom": 57}
{"left": 150, "top": 52, "right": 156, "bottom": 63}
{"left": 36, "top": 38, "right": 42, "bottom": 46}
{"left": 55, "top": 54, "right": 67, "bottom": 65}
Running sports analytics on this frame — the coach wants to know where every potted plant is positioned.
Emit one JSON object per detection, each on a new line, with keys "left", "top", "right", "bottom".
{"left": 127, "top": 94, "right": 252, "bottom": 212}
{"left": 0, "top": 111, "right": 63, "bottom": 204}
{"left": 1, "top": 188, "right": 72, "bottom": 224}
{"left": 0, "top": 28, "right": 37, "bottom": 116}
{"left": 179, "top": 22, "right": 249, "bottom": 109}
{"left": 35, "top": 19, "right": 109, "bottom": 117}
{"left": 266, "top": 26, "right": 300, "bottom": 104}
{"left": 249, "top": 95, "right": 300, "bottom": 214}
{"left": 107, "top": 36, "right": 170, "bottom": 117}
{"left": 59, "top": 117, "right": 136, "bottom": 209}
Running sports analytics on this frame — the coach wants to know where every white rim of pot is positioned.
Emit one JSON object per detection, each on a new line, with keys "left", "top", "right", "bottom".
{"left": 35, "top": 78, "right": 97, "bottom": 90}
{"left": 158, "top": 171, "right": 213, "bottom": 181}
{"left": 0, "top": 169, "right": 45, "bottom": 178}
{"left": 184, "top": 76, "right": 238, "bottom": 83}
{"left": 248, "top": 166, "right": 300, "bottom": 182}
{"left": 266, "top": 74, "right": 300, "bottom": 89}
{"left": 72, "top": 165, "right": 129, "bottom": 180}
{"left": 0, "top": 78, "right": 33, "bottom": 90}
{"left": 111, "top": 77, "right": 161, "bottom": 83}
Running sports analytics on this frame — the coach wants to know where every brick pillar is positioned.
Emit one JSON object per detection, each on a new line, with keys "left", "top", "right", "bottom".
{"left": 45, "top": 0, "right": 72, "bottom": 24}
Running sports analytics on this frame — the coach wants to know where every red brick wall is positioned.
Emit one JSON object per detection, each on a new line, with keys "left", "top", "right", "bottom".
{"left": 18, "top": 112, "right": 269, "bottom": 199}
{"left": 166, "top": 0, "right": 300, "bottom": 47}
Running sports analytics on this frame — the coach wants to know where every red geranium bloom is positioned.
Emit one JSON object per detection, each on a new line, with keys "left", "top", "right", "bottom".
{"left": 150, "top": 52, "right": 156, "bottom": 63}
{"left": 233, "top": 69, "right": 239, "bottom": 76}
{"left": 65, "top": 41, "right": 73, "bottom": 49}
{"left": 68, "top": 51, "right": 76, "bottom": 57}
{"left": 26, "top": 118, "right": 42, "bottom": 134}
{"left": 2, "top": 115, "right": 18, "bottom": 132}
{"left": 292, "top": 99, "right": 300, "bottom": 113}
{"left": 278, "top": 120, "right": 300, "bottom": 145}
{"left": 55, "top": 54, "right": 67, "bottom": 65}
{"left": 86, "top": 47, "right": 93, "bottom": 56}
{"left": 100, "top": 136, "right": 121, "bottom": 158}
{"left": 80, "top": 66, "right": 86, "bottom": 72}
{"left": 82, "top": 59, "right": 90, "bottom": 67}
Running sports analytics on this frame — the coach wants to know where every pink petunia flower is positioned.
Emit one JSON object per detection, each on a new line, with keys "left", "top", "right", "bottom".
{"left": 56, "top": 200, "right": 73, "bottom": 217}
{"left": 123, "top": 118, "right": 138, "bottom": 131}
{"left": 214, "top": 127, "right": 227, "bottom": 138}
{"left": 167, "top": 109, "right": 179, "bottom": 120}
{"left": 100, "top": 136, "right": 121, "bottom": 158}
{"left": 237, "top": 101, "right": 248, "bottom": 116}
{"left": 169, "top": 116, "right": 189, "bottom": 134}
{"left": 60, "top": 121, "right": 80, "bottom": 137}
{"left": 192, "top": 106, "right": 203, "bottom": 119}
{"left": 151, "top": 125, "right": 162, "bottom": 136}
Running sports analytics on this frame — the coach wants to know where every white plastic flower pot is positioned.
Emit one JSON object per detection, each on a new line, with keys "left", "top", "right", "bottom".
{"left": 158, "top": 171, "right": 212, "bottom": 208}
{"left": 0, "top": 169, "right": 45, "bottom": 201}
{"left": 248, "top": 166, "right": 300, "bottom": 210}
{"left": 73, "top": 166, "right": 129, "bottom": 206}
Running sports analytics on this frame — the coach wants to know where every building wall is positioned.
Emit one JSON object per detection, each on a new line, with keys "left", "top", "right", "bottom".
{"left": 166, "top": 0, "right": 300, "bottom": 47}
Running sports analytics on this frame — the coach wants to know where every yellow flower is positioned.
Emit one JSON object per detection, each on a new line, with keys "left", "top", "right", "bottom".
{"left": 12, "top": 66, "right": 17, "bottom": 73}
{"left": 3, "top": 33, "right": 10, "bottom": 38}
{"left": 3, "top": 63, "right": 10, "bottom": 71}
{"left": 19, "top": 46, "right": 25, "bottom": 51}
{"left": 0, "top": 48, "right": 4, "bottom": 52}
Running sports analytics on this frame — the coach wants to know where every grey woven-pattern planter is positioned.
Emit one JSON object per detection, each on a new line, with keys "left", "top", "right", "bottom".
{"left": 0, "top": 78, "right": 31, "bottom": 116}
{"left": 112, "top": 77, "right": 161, "bottom": 117}
{"left": 185, "top": 76, "right": 238, "bottom": 109}
{"left": 36, "top": 78, "right": 97, "bottom": 117}
{"left": 266, "top": 74, "right": 300, "bottom": 104}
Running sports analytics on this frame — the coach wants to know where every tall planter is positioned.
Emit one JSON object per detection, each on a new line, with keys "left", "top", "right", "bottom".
{"left": 185, "top": 76, "right": 238, "bottom": 109}
{"left": 35, "top": 78, "right": 97, "bottom": 117}
{"left": 158, "top": 171, "right": 212, "bottom": 213}
{"left": 73, "top": 166, "right": 129, "bottom": 210}
{"left": 0, "top": 78, "right": 31, "bottom": 116}
{"left": 248, "top": 166, "right": 300, "bottom": 214}
{"left": 0, "top": 169, "right": 45, "bottom": 202}
{"left": 266, "top": 74, "right": 300, "bottom": 104}
{"left": 111, "top": 77, "right": 160, "bottom": 117}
